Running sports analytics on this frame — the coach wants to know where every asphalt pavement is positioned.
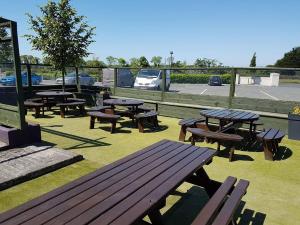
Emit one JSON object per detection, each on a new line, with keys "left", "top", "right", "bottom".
{"left": 169, "top": 83, "right": 300, "bottom": 101}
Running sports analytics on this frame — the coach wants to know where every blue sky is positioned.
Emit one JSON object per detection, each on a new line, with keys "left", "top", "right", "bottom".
{"left": 1, "top": 0, "right": 299, "bottom": 66}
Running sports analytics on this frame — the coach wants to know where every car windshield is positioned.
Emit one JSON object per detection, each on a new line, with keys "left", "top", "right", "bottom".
{"left": 137, "top": 70, "right": 160, "bottom": 78}
{"left": 211, "top": 76, "right": 220, "bottom": 81}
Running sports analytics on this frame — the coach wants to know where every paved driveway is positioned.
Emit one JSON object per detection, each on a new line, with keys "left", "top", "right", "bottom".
{"left": 169, "top": 83, "right": 300, "bottom": 101}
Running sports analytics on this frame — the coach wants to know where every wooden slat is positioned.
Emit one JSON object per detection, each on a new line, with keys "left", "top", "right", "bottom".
{"left": 53, "top": 144, "right": 202, "bottom": 225}
{"left": 191, "top": 176, "right": 237, "bottom": 225}
{"left": 25, "top": 142, "right": 191, "bottom": 225}
{"left": 107, "top": 149, "right": 215, "bottom": 225}
{"left": 212, "top": 180, "right": 249, "bottom": 225}
{"left": 264, "top": 129, "right": 279, "bottom": 140}
{"left": 0, "top": 140, "right": 171, "bottom": 223}
{"left": 187, "top": 128, "right": 243, "bottom": 142}
{"left": 222, "top": 111, "right": 244, "bottom": 120}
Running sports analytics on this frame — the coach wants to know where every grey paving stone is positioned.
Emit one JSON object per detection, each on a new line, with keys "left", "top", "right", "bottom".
{"left": 0, "top": 145, "right": 83, "bottom": 190}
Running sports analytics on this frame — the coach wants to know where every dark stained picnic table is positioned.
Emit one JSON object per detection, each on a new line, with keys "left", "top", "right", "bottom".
{"left": 200, "top": 109, "right": 259, "bottom": 134}
{"left": 36, "top": 91, "right": 73, "bottom": 110}
{"left": 0, "top": 140, "right": 218, "bottom": 225}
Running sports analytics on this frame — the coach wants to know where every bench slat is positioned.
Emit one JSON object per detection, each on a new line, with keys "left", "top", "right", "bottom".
{"left": 187, "top": 128, "right": 243, "bottom": 142}
{"left": 212, "top": 179, "right": 249, "bottom": 225}
{"left": 191, "top": 176, "right": 237, "bottom": 225}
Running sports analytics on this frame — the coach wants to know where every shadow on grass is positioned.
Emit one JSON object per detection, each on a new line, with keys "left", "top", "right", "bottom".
{"left": 119, "top": 120, "right": 169, "bottom": 133}
{"left": 274, "top": 146, "right": 293, "bottom": 161}
{"left": 217, "top": 147, "right": 254, "bottom": 162}
{"left": 41, "top": 127, "right": 111, "bottom": 150}
{"left": 163, "top": 186, "right": 266, "bottom": 225}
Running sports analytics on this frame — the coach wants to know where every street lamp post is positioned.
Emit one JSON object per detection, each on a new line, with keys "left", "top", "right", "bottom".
{"left": 170, "top": 51, "right": 173, "bottom": 67}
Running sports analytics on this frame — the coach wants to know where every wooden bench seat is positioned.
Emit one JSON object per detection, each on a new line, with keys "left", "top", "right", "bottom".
{"left": 257, "top": 128, "right": 285, "bottom": 160}
{"left": 57, "top": 101, "right": 86, "bottom": 118}
{"left": 178, "top": 118, "right": 205, "bottom": 141}
{"left": 135, "top": 111, "right": 159, "bottom": 133}
{"left": 87, "top": 105, "right": 113, "bottom": 114}
{"left": 128, "top": 105, "right": 153, "bottom": 113}
{"left": 24, "top": 101, "right": 44, "bottom": 118}
{"left": 187, "top": 128, "right": 243, "bottom": 161}
{"left": 192, "top": 176, "right": 249, "bottom": 225}
{"left": 67, "top": 97, "right": 86, "bottom": 103}
{"left": 88, "top": 111, "right": 121, "bottom": 133}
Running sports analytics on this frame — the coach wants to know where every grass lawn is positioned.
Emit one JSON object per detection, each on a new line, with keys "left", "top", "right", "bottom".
{"left": 0, "top": 111, "right": 299, "bottom": 225}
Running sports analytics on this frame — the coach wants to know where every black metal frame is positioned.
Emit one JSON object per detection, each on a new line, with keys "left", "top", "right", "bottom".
{"left": 0, "top": 17, "right": 27, "bottom": 130}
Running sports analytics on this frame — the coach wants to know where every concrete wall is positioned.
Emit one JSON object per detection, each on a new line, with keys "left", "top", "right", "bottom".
{"left": 236, "top": 73, "right": 280, "bottom": 86}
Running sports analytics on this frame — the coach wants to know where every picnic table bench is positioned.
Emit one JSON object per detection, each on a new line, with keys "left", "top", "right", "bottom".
{"left": 178, "top": 118, "right": 206, "bottom": 141}
{"left": 0, "top": 140, "right": 218, "bottom": 225}
{"left": 192, "top": 176, "right": 249, "bottom": 225}
{"left": 57, "top": 101, "right": 86, "bottom": 118}
{"left": 88, "top": 111, "right": 121, "bottom": 133}
{"left": 187, "top": 128, "right": 243, "bottom": 161}
{"left": 257, "top": 128, "right": 285, "bottom": 160}
{"left": 135, "top": 111, "right": 159, "bottom": 133}
{"left": 24, "top": 100, "right": 44, "bottom": 118}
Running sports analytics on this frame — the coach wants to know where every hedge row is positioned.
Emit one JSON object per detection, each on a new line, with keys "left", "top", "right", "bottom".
{"left": 170, "top": 74, "right": 232, "bottom": 84}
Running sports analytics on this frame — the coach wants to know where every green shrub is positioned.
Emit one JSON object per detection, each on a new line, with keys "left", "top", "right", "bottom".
{"left": 170, "top": 74, "right": 231, "bottom": 84}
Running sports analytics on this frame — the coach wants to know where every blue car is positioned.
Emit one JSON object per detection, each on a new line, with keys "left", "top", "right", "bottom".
{"left": 0, "top": 72, "right": 42, "bottom": 86}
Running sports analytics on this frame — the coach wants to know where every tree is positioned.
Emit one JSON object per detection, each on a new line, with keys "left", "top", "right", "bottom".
{"left": 139, "top": 56, "right": 149, "bottom": 67}
{"left": 250, "top": 52, "right": 256, "bottom": 67}
{"left": 85, "top": 58, "right": 106, "bottom": 68}
{"left": 275, "top": 47, "right": 300, "bottom": 68}
{"left": 20, "top": 55, "right": 40, "bottom": 64}
{"left": 151, "top": 56, "right": 162, "bottom": 67}
{"left": 25, "top": 0, "right": 95, "bottom": 90}
{"left": 106, "top": 56, "right": 117, "bottom": 66}
{"left": 118, "top": 58, "right": 128, "bottom": 67}
{"left": 194, "top": 58, "right": 222, "bottom": 67}
{"left": 0, "top": 27, "right": 12, "bottom": 63}
{"left": 172, "top": 60, "right": 187, "bottom": 68}
{"left": 130, "top": 57, "right": 140, "bottom": 68}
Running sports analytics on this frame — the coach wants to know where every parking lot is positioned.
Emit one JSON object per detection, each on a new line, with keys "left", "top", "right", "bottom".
{"left": 169, "top": 83, "right": 300, "bottom": 101}
{"left": 1, "top": 81, "right": 300, "bottom": 102}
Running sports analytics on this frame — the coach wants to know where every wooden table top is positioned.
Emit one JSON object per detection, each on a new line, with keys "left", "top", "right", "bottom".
{"left": 200, "top": 109, "right": 259, "bottom": 122}
{"left": 0, "top": 140, "right": 215, "bottom": 225}
{"left": 36, "top": 91, "right": 73, "bottom": 97}
{"left": 104, "top": 98, "right": 144, "bottom": 107}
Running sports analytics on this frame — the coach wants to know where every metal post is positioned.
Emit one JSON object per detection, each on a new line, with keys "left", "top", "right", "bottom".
{"left": 113, "top": 68, "right": 117, "bottom": 95}
{"left": 75, "top": 67, "right": 81, "bottom": 93}
{"left": 228, "top": 68, "right": 237, "bottom": 108}
{"left": 161, "top": 69, "right": 166, "bottom": 101}
{"left": 26, "top": 64, "right": 32, "bottom": 90}
{"left": 10, "top": 21, "right": 27, "bottom": 130}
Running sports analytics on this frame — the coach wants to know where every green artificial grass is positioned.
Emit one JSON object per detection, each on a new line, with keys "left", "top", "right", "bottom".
{"left": 0, "top": 111, "right": 300, "bottom": 225}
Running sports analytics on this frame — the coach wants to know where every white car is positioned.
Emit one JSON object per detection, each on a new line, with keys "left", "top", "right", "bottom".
{"left": 56, "top": 72, "right": 95, "bottom": 86}
{"left": 134, "top": 69, "right": 170, "bottom": 90}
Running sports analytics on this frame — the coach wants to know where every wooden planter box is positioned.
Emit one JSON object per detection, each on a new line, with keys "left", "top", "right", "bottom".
{"left": 288, "top": 113, "right": 300, "bottom": 140}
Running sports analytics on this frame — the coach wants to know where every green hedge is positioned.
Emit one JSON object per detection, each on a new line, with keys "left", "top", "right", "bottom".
{"left": 170, "top": 74, "right": 232, "bottom": 84}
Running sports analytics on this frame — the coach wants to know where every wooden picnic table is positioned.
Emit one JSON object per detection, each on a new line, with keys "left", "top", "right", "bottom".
{"left": 36, "top": 91, "right": 73, "bottom": 111}
{"left": 200, "top": 109, "right": 259, "bottom": 134}
{"left": 0, "top": 139, "right": 218, "bottom": 225}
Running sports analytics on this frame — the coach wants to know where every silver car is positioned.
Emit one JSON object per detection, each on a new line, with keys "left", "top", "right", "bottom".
{"left": 56, "top": 72, "right": 95, "bottom": 86}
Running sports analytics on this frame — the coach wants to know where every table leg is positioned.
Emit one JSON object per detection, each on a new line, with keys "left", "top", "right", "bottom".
{"left": 185, "top": 167, "right": 221, "bottom": 197}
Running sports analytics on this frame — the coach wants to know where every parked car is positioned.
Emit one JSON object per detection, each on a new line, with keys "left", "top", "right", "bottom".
{"left": 134, "top": 69, "right": 170, "bottom": 90}
{"left": 0, "top": 72, "right": 42, "bottom": 86}
{"left": 102, "top": 68, "right": 134, "bottom": 87}
{"left": 56, "top": 72, "right": 95, "bottom": 86}
{"left": 208, "top": 75, "right": 222, "bottom": 86}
